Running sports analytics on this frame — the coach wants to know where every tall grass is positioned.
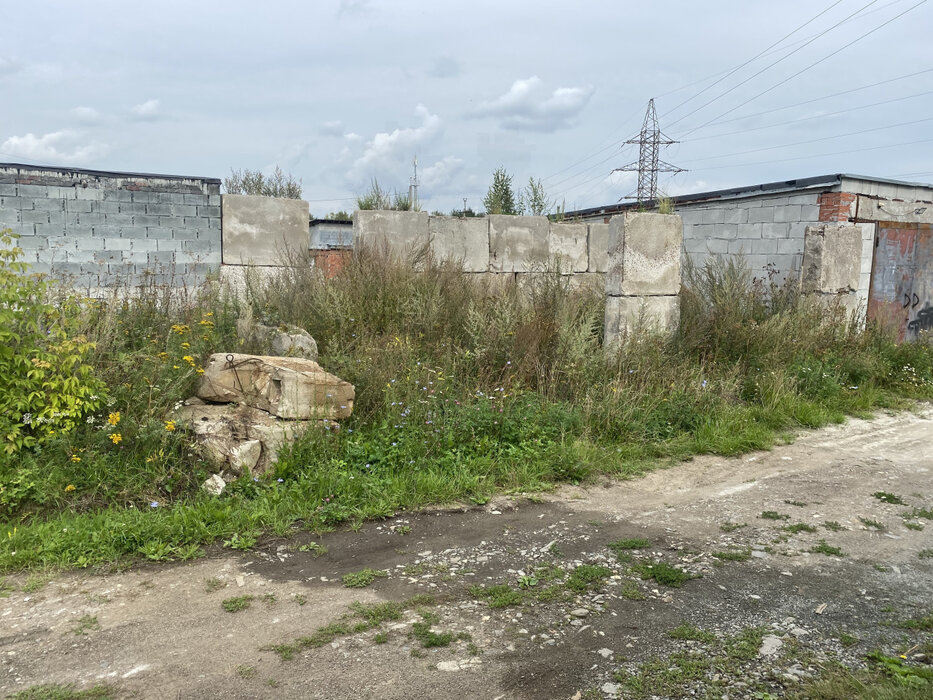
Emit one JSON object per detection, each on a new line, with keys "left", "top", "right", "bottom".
{"left": 2, "top": 247, "right": 932, "bottom": 571}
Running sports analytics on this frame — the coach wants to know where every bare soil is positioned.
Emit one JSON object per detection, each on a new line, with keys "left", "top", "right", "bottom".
{"left": 2, "top": 407, "right": 932, "bottom": 699}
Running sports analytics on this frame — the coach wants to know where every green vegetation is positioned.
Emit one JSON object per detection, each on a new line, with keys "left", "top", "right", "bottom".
{"left": 608, "top": 538, "right": 652, "bottom": 553}
{"left": 859, "top": 517, "right": 885, "bottom": 530}
{"left": 873, "top": 491, "right": 907, "bottom": 505}
{"left": 223, "top": 166, "right": 302, "bottom": 199}
{"left": 668, "top": 623, "right": 716, "bottom": 643}
{"left": 897, "top": 611, "right": 933, "bottom": 631}
{"left": 809, "top": 540, "right": 846, "bottom": 557}
{"left": 906, "top": 507, "right": 933, "bottom": 520}
{"left": 70, "top": 614, "right": 99, "bottom": 635}
{"left": 221, "top": 595, "right": 254, "bottom": 613}
{"left": 4, "top": 240, "right": 933, "bottom": 573}
{"left": 5, "top": 685, "right": 114, "bottom": 700}
{"left": 341, "top": 568, "right": 387, "bottom": 588}
{"left": 630, "top": 560, "right": 694, "bottom": 587}
{"left": 712, "top": 548, "right": 752, "bottom": 562}
{"left": 469, "top": 583, "right": 524, "bottom": 608}
{"left": 483, "top": 167, "right": 519, "bottom": 215}
{"left": 783, "top": 523, "right": 818, "bottom": 534}
{"left": 823, "top": 521, "right": 846, "bottom": 532}
{"left": 760, "top": 511, "right": 790, "bottom": 521}
{"left": 566, "top": 564, "right": 613, "bottom": 592}
{"left": 719, "top": 522, "right": 746, "bottom": 532}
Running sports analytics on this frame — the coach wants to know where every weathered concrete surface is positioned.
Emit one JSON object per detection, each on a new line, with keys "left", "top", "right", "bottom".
{"left": 198, "top": 353, "right": 354, "bottom": 420}
{"left": 488, "top": 215, "right": 549, "bottom": 272}
{"left": 354, "top": 210, "right": 429, "bottom": 257}
{"left": 856, "top": 195, "right": 933, "bottom": 224}
{"left": 604, "top": 295, "right": 680, "bottom": 345}
{"left": 548, "top": 222, "right": 588, "bottom": 273}
{"left": 173, "top": 402, "right": 320, "bottom": 474}
{"left": 801, "top": 224, "right": 861, "bottom": 294}
{"left": 607, "top": 212, "right": 682, "bottom": 296}
{"left": 428, "top": 216, "right": 489, "bottom": 271}
{"left": 587, "top": 223, "right": 609, "bottom": 273}
{"left": 221, "top": 194, "right": 310, "bottom": 266}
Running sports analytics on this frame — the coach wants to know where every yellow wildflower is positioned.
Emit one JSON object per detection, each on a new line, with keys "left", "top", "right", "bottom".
{"left": 164, "top": 420, "right": 176, "bottom": 432}
{"left": 70, "top": 454, "right": 81, "bottom": 462}
{"left": 157, "top": 351, "right": 168, "bottom": 360}
{"left": 107, "top": 412, "right": 121, "bottom": 426}
{"left": 65, "top": 484, "right": 76, "bottom": 492}
{"left": 196, "top": 368, "right": 205, "bottom": 374}
{"left": 109, "top": 433, "right": 122, "bottom": 445}
{"left": 181, "top": 342, "right": 190, "bottom": 349}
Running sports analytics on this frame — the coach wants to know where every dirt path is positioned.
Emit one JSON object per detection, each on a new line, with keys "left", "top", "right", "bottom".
{"left": 2, "top": 408, "right": 932, "bottom": 699}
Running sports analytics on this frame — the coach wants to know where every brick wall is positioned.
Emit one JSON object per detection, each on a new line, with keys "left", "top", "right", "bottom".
{"left": 0, "top": 164, "right": 221, "bottom": 291}
{"left": 817, "top": 192, "right": 857, "bottom": 222}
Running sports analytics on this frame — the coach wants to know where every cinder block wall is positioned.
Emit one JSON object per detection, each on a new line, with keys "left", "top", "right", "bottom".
{"left": 0, "top": 164, "right": 221, "bottom": 291}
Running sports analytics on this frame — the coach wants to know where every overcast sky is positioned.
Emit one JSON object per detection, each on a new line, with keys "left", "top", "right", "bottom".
{"left": 1, "top": 0, "right": 931, "bottom": 215}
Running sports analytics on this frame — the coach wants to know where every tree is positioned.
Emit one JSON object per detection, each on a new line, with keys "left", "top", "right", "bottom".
{"left": 522, "top": 177, "right": 553, "bottom": 216}
{"left": 224, "top": 166, "right": 303, "bottom": 199}
{"left": 355, "top": 178, "right": 420, "bottom": 211}
{"left": 483, "top": 167, "right": 519, "bottom": 215}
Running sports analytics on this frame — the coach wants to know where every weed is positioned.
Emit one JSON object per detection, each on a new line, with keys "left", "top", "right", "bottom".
{"left": 235, "top": 664, "right": 257, "bottom": 679}
{"left": 223, "top": 532, "right": 258, "bottom": 551}
{"left": 294, "top": 594, "right": 307, "bottom": 606}
{"left": 713, "top": 549, "right": 752, "bottom": 562}
{"left": 719, "top": 522, "right": 746, "bottom": 532}
{"left": 517, "top": 575, "right": 538, "bottom": 589}
{"left": 467, "top": 641, "right": 481, "bottom": 656}
{"left": 394, "top": 525, "right": 412, "bottom": 535}
{"left": 904, "top": 521, "right": 924, "bottom": 531}
{"left": 906, "top": 507, "right": 933, "bottom": 520}
{"left": 873, "top": 563, "right": 890, "bottom": 572}
{"left": 5, "top": 685, "right": 114, "bottom": 700}
{"left": 221, "top": 595, "right": 254, "bottom": 613}
{"left": 784, "top": 499, "right": 808, "bottom": 507}
{"left": 547, "top": 542, "right": 563, "bottom": 557}
{"left": 809, "top": 540, "right": 845, "bottom": 557}
{"left": 261, "top": 593, "right": 277, "bottom": 606}
{"left": 918, "top": 549, "right": 933, "bottom": 560}
{"left": 823, "top": 521, "right": 846, "bottom": 532}
{"left": 566, "top": 564, "right": 613, "bottom": 593}
{"left": 783, "top": 523, "right": 818, "bottom": 534}
{"left": 71, "top": 614, "right": 99, "bottom": 635}
{"left": 22, "top": 574, "right": 51, "bottom": 593}
{"left": 608, "top": 538, "right": 652, "bottom": 555}
{"left": 296, "top": 542, "right": 327, "bottom": 556}
{"left": 858, "top": 517, "right": 885, "bottom": 530}
{"left": 838, "top": 632, "right": 859, "bottom": 647}
{"left": 341, "top": 568, "right": 387, "bottom": 588}
{"left": 620, "top": 581, "right": 647, "bottom": 600}
{"left": 760, "top": 511, "right": 790, "bottom": 521}
{"left": 411, "top": 621, "right": 455, "bottom": 648}
{"left": 373, "top": 631, "right": 389, "bottom": 644}
{"left": 873, "top": 491, "right": 907, "bottom": 505}
{"left": 0, "top": 577, "right": 11, "bottom": 598}
{"left": 668, "top": 623, "right": 716, "bottom": 643}
{"left": 630, "top": 560, "right": 694, "bottom": 587}
{"left": 469, "top": 584, "right": 524, "bottom": 608}
{"left": 204, "top": 577, "right": 226, "bottom": 593}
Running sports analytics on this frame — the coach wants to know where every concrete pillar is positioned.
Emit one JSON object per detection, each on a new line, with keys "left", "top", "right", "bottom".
{"left": 801, "top": 224, "right": 862, "bottom": 316}
{"left": 604, "top": 212, "right": 682, "bottom": 346}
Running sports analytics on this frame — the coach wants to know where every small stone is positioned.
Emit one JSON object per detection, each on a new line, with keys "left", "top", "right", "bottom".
{"left": 751, "top": 550, "right": 768, "bottom": 558}
{"left": 759, "top": 635, "right": 783, "bottom": 657}
{"left": 601, "top": 682, "right": 621, "bottom": 697}
{"left": 201, "top": 474, "right": 226, "bottom": 496}
{"left": 437, "top": 661, "right": 461, "bottom": 672}
{"left": 597, "top": 648, "right": 613, "bottom": 659}
{"left": 570, "top": 608, "right": 589, "bottom": 618}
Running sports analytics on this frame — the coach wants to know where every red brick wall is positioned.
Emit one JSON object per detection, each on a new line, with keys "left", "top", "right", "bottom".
{"left": 313, "top": 249, "right": 351, "bottom": 278}
{"left": 818, "top": 192, "right": 856, "bottom": 222}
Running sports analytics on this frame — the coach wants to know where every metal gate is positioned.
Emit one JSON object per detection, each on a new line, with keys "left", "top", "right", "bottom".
{"left": 868, "top": 223, "right": 933, "bottom": 342}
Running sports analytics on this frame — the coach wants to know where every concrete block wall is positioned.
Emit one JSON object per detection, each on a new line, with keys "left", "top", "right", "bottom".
{"left": 352, "top": 211, "right": 606, "bottom": 279}
{"left": 679, "top": 192, "right": 822, "bottom": 284}
{"left": 0, "top": 164, "right": 221, "bottom": 291}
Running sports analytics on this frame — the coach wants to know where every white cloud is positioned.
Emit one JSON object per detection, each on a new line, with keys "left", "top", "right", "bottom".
{"left": 420, "top": 156, "right": 465, "bottom": 191}
{"left": 346, "top": 105, "right": 442, "bottom": 184}
{"left": 344, "top": 132, "right": 362, "bottom": 143}
{"left": 1, "top": 130, "right": 108, "bottom": 164}
{"left": 473, "top": 76, "right": 594, "bottom": 132}
{"left": 131, "top": 99, "right": 161, "bottom": 120}
{"left": 320, "top": 120, "right": 344, "bottom": 136}
{"left": 70, "top": 106, "right": 102, "bottom": 124}
{"left": 337, "top": 0, "right": 371, "bottom": 17}
{"left": 0, "top": 57, "right": 21, "bottom": 78}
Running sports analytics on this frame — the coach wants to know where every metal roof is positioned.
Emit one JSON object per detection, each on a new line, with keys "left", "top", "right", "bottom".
{"left": 0, "top": 162, "right": 222, "bottom": 185}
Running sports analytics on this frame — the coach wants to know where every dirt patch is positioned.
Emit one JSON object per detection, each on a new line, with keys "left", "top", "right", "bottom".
{"left": 2, "top": 408, "right": 931, "bottom": 698}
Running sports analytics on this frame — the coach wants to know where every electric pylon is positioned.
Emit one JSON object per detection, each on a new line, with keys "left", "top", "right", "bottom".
{"left": 613, "top": 99, "right": 685, "bottom": 204}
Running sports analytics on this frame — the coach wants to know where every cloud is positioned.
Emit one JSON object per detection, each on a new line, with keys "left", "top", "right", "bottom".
{"left": 70, "top": 106, "right": 103, "bottom": 124}
{"left": 0, "top": 57, "right": 21, "bottom": 78}
{"left": 130, "top": 99, "right": 161, "bottom": 120}
{"left": 420, "top": 156, "right": 465, "bottom": 191}
{"left": 337, "top": 0, "right": 371, "bottom": 17}
{"left": 473, "top": 76, "right": 594, "bottom": 132}
{"left": 427, "top": 56, "right": 461, "bottom": 79}
{"left": 1, "top": 130, "right": 108, "bottom": 164}
{"left": 320, "top": 120, "right": 344, "bottom": 136}
{"left": 346, "top": 105, "right": 442, "bottom": 184}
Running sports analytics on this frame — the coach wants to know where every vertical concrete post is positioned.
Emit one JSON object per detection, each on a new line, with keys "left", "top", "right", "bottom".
{"left": 604, "top": 212, "right": 683, "bottom": 346}
{"left": 800, "top": 224, "right": 862, "bottom": 316}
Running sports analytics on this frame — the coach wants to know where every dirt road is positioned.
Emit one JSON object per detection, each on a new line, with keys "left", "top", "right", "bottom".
{"left": 2, "top": 407, "right": 932, "bottom": 699}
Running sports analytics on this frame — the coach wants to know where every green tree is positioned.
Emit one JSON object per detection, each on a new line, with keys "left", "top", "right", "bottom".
{"left": 522, "top": 177, "right": 553, "bottom": 216}
{"left": 483, "top": 167, "right": 519, "bottom": 215}
{"left": 356, "top": 179, "right": 419, "bottom": 211}
{"left": 224, "top": 166, "right": 303, "bottom": 199}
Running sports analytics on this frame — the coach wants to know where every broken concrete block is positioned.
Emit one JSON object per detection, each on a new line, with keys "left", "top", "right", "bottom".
{"left": 354, "top": 209, "right": 429, "bottom": 257}
{"left": 202, "top": 473, "right": 227, "bottom": 496}
{"left": 229, "top": 439, "right": 262, "bottom": 473}
{"left": 607, "top": 212, "right": 682, "bottom": 295}
{"left": 197, "top": 353, "right": 354, "bottom": 420}
{"left": 221, "top": 194, "right": 310, "bottom": 266}
{"left": 604, "top": 295, "right": 680, "bottom": 346}
{"left": 236, "top": 317, "right": 318, "bottom": 361}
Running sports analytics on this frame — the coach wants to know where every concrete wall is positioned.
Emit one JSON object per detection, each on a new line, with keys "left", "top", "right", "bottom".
{"left": 0, "top": 164, "right": 221, "bottom": 291}
{"left": 221, "top": 194, "right": 309, "bottom": 265}
{"left": 352, "top": 211, "right": 605, "bottom": 281}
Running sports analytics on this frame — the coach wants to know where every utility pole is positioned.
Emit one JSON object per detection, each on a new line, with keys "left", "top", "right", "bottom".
{"left": 409, "top": 155, "right": 419, "bottom": 211}
{"left": 614, "top": 99, "right": 685, "bottom": 205}
{"left": 462, "top": 197, "right": 468, "bottom": 217}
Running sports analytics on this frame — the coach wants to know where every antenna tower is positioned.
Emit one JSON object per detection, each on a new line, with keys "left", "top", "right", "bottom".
{"left": 409, "top": 155, "right": 419, "bottom": 210}
{"left": 613, "top": 99, "right": 685, "bottom": 204}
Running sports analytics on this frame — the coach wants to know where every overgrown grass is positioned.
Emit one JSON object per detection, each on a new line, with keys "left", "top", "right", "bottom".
{"left": 3, "top": 248, "right": 933, "bottom": 571}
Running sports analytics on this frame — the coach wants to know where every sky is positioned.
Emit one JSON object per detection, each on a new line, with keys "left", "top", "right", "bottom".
{"left": 1, "top": 0, "right": 931, "bottom": 216}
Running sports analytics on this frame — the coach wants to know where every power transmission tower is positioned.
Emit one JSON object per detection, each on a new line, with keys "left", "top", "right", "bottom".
{"left": 613, "top": 99, "right": 685, "bottom": 204}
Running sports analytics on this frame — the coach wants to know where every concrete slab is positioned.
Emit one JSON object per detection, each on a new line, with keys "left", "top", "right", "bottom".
{"left": 604, "top": 295, "right": 680, "bottom": 346}
{"left": 488, "top": 215, "right": 549, "bottom": 272}
{"left": 548, "top": 222, "right": 588, "bottom": 273}
{"left": 802, "top": 224, "right": 861, "bottom": 294}
{"left": 856, "top": 196, "right": 933, "bottom": 224}
{"left": 607, "top": 212, "right": 682, "bottom": 296}
{"left": 354, "top": 210, "right": 429, "bottom": 258}
{"left": 221, "top": 194, "right": 310, "bottom": 265}
{"left": 428, "top": 216, "right": 489, "bottom": 271}
{"left": 588, "top": 223, "right": 609, "bottom": 272}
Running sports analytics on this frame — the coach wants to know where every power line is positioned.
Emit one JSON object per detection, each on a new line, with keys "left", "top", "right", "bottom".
{"left": 660, "top": 0, "right": 846, "bottom": 121}
{"left": 678, "top": 0, "right": 929, "bottom": 137}
{"left": 665, "top": 0, "right": 883, "bottom": 130}
{"left": 680, "top": 117, "right": 933, "bottom": 164}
